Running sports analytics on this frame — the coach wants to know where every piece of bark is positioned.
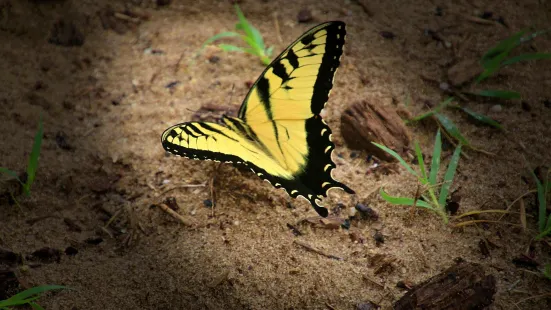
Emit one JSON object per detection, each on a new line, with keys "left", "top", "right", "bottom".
{"left": 393, "top": 261, "right": 496, "bottom": 310}
{"left": 447, "top": 59, "right": 482, "bottom": 86}
{"left": 340, "top": 100, "right": 411, "bottom": 161}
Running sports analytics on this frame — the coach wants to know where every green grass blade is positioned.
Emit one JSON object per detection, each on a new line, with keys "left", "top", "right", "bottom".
{"left": 379, "top": 188, "right": 434, "bottom": 210}
{"left": 414, "top": 141, "right": 427, "bottom": 180}
{"left": 409, "top": 97, "right": 454, "bottom": 122}
{"left": 24, "top": 117, "right": 43, "bottom": 195}
{"left": 470, "top": 89, "right": 521, "bottom": 99}
{"left": 234, "top": 5, "right": 265, "bottom": 51}
{"left": 240, "top": 34, "right": 261, "bottom": 51}
{"left": 409, "top": 110, "right": 436, "bottom": 122}
{"left": 218, "top": 44, "right": 247, "bottom": 53}
{"left": 454, "top": 106, "right": 504, "bottom": 129}
{"left": 0, "top": 297, "right": 41, "bottom": 307}
{"left": 3, "top": 285, "right": 66, "bottom": 303}
{"left": 434, "top": 113, "right": 470, "bottom": 146}
{"left": 429, "top": 130, "right": 442, "bottom": 186}
{"left": 0, "top": 168, "right": 24, "bottom": 186}
{"left": 265, "top": 46, "right": 274, "bottom": 57}
{"left": 438, "top": 144, "right": 462, "bottom": 207}
{"left": 481, "top": 30, "right": 525, "bottom": 65}
{"left": 201, "top": 31, "right": 240, "bottom": 48}
{"left": 502, "top": 53, "right": 551, "bottom": 66}
{"left": 529, "top": 169, "right": 546, "bottom": 232}
{"left": 371, "top": 142, "right": 417, "bottom": 177}
{"left": 30, "top": 302, "right": 45, "bottom": 310}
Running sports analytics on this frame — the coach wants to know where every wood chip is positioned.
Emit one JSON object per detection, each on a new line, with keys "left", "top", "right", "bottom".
{"left": 156, "top": 203, "right": 196, "bottom": 227}
{"left": 341, "top": 99, "right": 411, "bottom": 162}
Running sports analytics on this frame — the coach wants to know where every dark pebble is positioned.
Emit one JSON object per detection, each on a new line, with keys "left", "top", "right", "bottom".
{"left": 297, "top": 9, "right": 313, "bottom": 23}
{"left": 49, "top": 19, "right": 84, "bottom": 47}
{"left": 55, "top": 131, "right": 73, "bottom": 151}
{"left": 373, "top": 231, "right": 384, "bottom": 245}
{"left": 203, "top": 199, "right": 213, "bottom": 208}
{"left": 208, "top": 55, "right": 220, "bottom": 63}
{"left": 164, "top": 196, "right": 179, "bottom": 211}
{"left": 28, "top": 247, "right": 61, "bottom": 263}
{"left": 380, "top": 31, "right": 395, "bottom": 39}
{"left": 65, "top": 246, "right": 78, "bottom": 256}
{"left": 355, "top": 203, "right": 379, "bottom": 220}
{"left": 543, "top": 99, "right": 551, "bottom": 108}
{"left": 84, "top": 237, "right": 104, "bottom": 245}
{"left": 165, "top": 81, "right": 180, "bottom": 89}
{"left": 521, "top": 101, "right": 531, "bottom": 111}
{"left": 357, "top": 301, "right": 379, "bottom": 310}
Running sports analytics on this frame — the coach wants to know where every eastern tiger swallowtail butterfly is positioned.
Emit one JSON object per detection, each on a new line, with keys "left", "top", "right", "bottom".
{"left": 161, "top": 21, "right": 354, "bottom": 217}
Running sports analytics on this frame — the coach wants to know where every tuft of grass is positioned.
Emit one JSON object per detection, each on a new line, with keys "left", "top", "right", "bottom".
{"left": 0, "top": 116, "right": 43, "bottom": 197}
{"left": 472, "top": 29, "right": 551, "bottom": 99}
{"left": 198, "top": 4, "right": 273, "bottom": 65}
{"left": 0, "top": 285, "right": 67, "bottom": 309}
{"left": 408, "top": 97, "right": 502, "bottom": 150}
{"left": 373, "top": 130, "right": 462, "bottom": 223}
{"left": 530, "top": 168, "right": 551, "bottom": 240}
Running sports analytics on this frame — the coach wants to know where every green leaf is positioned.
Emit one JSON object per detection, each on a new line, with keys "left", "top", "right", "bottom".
{"left": 454, "top": 106, "right": 503, "bottom": 129}
{"left": 438, "top": 144, "right": 462, "bottom": 207}
{"left": 265, "top": 46, "right": 274, "bottom": 57}
{"left": 234, "top": 5, "right": 265, "bottom": 51}
{"left": 429, "top": 130, "right": 442, "bottom": 186}
{"left": 409, "top": 97, "right": 454, "bottom": 122}
{"left": 0, "top": 285, "right": 67, "bottom": 307}
{"left": 529, "top": 169, "right": 547, "bottom": 232}
{"left": 240, "top": 34, "right": 261, "bottom": 52}
{"left": 469, "top": 89, "right": 521, "bottom": 99}
{"left": 201, "top": 31, "right": 240, "bottom": 48}
{"left": 502, "top": 53, "right": 551, "bottom": 66}
{"left": 218, "top": 44, "right": 247, "bottom": 53}
{"left": 414, "top": 142, "right": 427, "bottom": 180}
{"left": 434, "top": 113, "right": 470, "bottom": 146}
{"left": 481, "top": 30, "right": 525, "bottom": 65}
{"left": 24, "top": 116, "right": 43, "bottom": 196}
{"left": 379, "top": 188, "right": 434, "bottom": 210}
{"left": 30, "top": 302, "right": 45, "bottom": 310}
{"left": 0, "top": 168, "right": 24, "bottom": 185}
{"left": 371, "top": 142, "right": 417, "bottom": 177}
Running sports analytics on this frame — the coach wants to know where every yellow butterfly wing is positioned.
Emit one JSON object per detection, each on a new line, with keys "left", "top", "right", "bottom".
{"left": 236, "top": 21, "right": 354, "bottom": 216}
{"left": 161, "top": 21, "right": 353, "bottom": 217}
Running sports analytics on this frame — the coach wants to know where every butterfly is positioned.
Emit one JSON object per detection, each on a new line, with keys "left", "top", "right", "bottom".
{"left": 161, "top": 21, "right": 354, "bottom": 217}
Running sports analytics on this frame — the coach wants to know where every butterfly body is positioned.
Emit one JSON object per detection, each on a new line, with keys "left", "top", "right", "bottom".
{"left": 162, "top": 21, "right": 354, "bottom": 217}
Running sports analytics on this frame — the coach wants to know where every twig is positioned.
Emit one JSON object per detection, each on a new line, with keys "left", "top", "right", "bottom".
{"left": 156, "top": 182, "right": 207, "bottom": 197}
{"left": 156, "top": 203, "right": 196, "bottom": 227}
{"left": 293, "top": 240, "right": 343, "bottom": 261}
{"left": 273, "top": 12, "right": 283, "bottom": 44}
{"left": 513, "top": 291, "right": 551, "bottom": 308}
{"left": 362, "top": 274, "right": 385, "bottom": 289}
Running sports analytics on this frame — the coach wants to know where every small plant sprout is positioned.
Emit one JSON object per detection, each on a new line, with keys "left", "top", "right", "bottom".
{"left": 529, "top": 167, "right": 551, "bottom": 240}
{"left": 0, "top": 116, "right": 43, "bottom": 197}
{"left": 0, "top": 285, "right": 67, "bottom": 309}
{"left": 373, "top": 130, "right": 462, "bottom": 223}
{"left": 408, "top": 97, "right": 501, "bottom": 154}
{"left": 470, "top": 29, "right": 551, "bottom": 99}
{"left": 199, "top": 4, "right": 273, "bottom": 65}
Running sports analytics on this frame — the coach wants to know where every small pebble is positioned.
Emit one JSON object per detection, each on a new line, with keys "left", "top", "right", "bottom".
{"left": 297, "top": 9, "right": 313, "bottom": 23}
{"left": 444, "top": 41, "right": 452, "bottom": 48}
{"left": 490, "top": 104, "right": 502, "bottom": 113}
{"left": 373, "top": 231, "right": 385, "bottom": 245}
{"left": 439, "top": 82, "right": 450, "bottom": 91}
{"left": 203, "top": 199, "right": 213, "bottom": 208}
{"left": 380, "top": 31, "right": 395, "bottom": 39}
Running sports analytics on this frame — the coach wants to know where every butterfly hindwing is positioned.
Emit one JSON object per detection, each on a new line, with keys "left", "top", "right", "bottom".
{"left": 161, "top": 21, "right": 354, "bottom": 217}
